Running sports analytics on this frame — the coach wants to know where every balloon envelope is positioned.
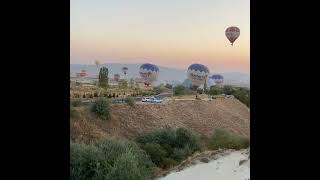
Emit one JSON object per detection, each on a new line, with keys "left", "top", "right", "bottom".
{"left": 122, "top": 67, "right": 128, "bottom": 75}
{"left": 187, "top": 64, "right": 210, "bottom": 87}
{"left": 225, "top": 26, "right": 240, "bottom": 45}
{"left": 95, "top": 60, "right": 100, "bottom": 67}
{"left": 139, "top": 63, "right": 159, "bottom": 85}
{"left": 114, "top": 74, "right": 120, "bottom": 81}
{"left": 209, "top": 74, "right": 224, "bottom": 86}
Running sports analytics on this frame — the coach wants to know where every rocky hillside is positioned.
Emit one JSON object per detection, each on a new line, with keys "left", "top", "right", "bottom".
{"left": 71, "top": 98, "right": 250, "bottom": 144}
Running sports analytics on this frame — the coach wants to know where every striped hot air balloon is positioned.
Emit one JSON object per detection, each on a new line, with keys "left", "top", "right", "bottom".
{"left": 225, "top": 26, "right": 240, "bottom": 46}
{"left": 187, "top": 64, "right": 210, "bottom": 88}
{"left": 139, "top": 63, "right": 159, "bottom": 86}
{"left": 114, "top": 74, "right": 120, "bottom": 81}
{"left": 208, "top": 74, "right": 224, "bottom": 87}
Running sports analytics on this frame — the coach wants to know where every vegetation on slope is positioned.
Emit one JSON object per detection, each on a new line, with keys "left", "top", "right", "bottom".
{"left": 71, "top": 138, "right": 154, "bottom": 180}
{"left": 208, "top": 128, "right": 250, "bottom": 150}
{"left": 136, "top": 128, "right": 201, "bottom": 169}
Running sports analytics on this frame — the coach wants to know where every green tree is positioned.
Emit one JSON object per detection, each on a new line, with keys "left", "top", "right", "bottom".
{"left": 208, "top": 86, "right": 223, "bottom": 95}
{"left": 165, "top": 83, "right": 173, "bottom": 89}
{"left": 91, "top": 98, "right": 111, "bottom": 120}
{"left": 173, "top": 85, "right": 186, "bottom": 96}
{"left": 223, "top": 85, "right": 234, "bottom": 95}
{"left": 98, "top": 67, "right": 109, "bottom": 88}
{"left": 129, "top": 78, "right": 135, "bottom": 88}
{"left": 233, "top": 88, "right": 250, "bottom": 107}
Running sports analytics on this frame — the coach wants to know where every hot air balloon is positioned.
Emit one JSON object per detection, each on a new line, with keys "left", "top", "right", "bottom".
{"left": 114, "top": 74, "right": 120, "bottom": 82}
{"left": 209, "top": 74, "right": 224, "bottom": 87}
{"left": 187, "top": 64, "right": 210, "bottom": 88}
{"left": 77, "top": 70, "right": 87, "bottom": 78}
{"left": 122, "top": 67, "right": 128, "bottom": 75}
{"left": 95, "top": 60, "right": 100, "bottom": 68}
{"left": 225, "top": 26, "right": 240, "bottom": 46}
{"left": 139, "top": 63, "right": 159, "bottom": 86}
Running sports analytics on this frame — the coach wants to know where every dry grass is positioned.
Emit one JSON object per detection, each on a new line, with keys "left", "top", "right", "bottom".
{"left": 70, "top": 98, "right": 250, "bottom": 144}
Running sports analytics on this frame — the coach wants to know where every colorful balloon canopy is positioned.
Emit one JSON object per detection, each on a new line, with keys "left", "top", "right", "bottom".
{"left": 95, "top": 60, "right": 100, "bottom": 68}
{"left": 139, "top": 63, "right": 159, "bottom": 85}
{"left": 122, "top": 67, "right": 128, "bottom": 75}
{"left": 225, "top": 26, "right": 240, "bottom": 46}
{"left": 114, "top": 74, "right": 120, "bottom": 81}
{"left": 209, "top": 74, "right": 224, "bottom": 86}
{"left": 187, "top": 64, "right": 210, "bottom": 87}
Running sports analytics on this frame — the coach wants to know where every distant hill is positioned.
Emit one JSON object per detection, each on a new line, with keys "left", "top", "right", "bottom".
{"left": 70, "top": 63, "right": 250, "bottom": 88}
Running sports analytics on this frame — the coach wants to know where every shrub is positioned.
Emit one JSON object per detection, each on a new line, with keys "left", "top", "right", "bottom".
{"left": 108, "top": 152, "right": 148, "bottom": 180}
{"left": 137, "top": 128, "right": 201, "bottom": 169}
{"left": 91, "top": 98, "right": 111, "bottom": 120}
{"left": 175, "top": 128, "right": 200, "bottom": 151}
{"left": 142, "top": 143, "right": 167, "bottom": 166}
{"left": 137, "top": 128, "right": 177, "bottom": 148}
{"left": 171, "top": 145, "right": 192, "bottom": 162}
{"left": 71, "top": 139, "right": 154, "bottom": 180}
{"left": 208, "top": 128, "right": 250, "bottom": 150}
{"left": 161, "top": 158, "right": 178, "bottom": 169}
{"left": 233, "top": 88, "right": 250, "bottom": 107}
{"left": 71, "top": 99, "right": 82, "bottom": 107}
{"left": 223, "top": 85, "right": 234, "bottom": 95}
{"left": 95, "top": 139, "right": 154, "bottom": 179}
{"left": 208, "top": 86, "right": 223, "bottom": 95}
{"left": 173, "top": 85, "right": 186, "bottom": 96}
{"left": 125, "top": 96, "right": 135, "bottom": 107}
{"left": 70, "top": 143, "right": 106, "bottom": 180}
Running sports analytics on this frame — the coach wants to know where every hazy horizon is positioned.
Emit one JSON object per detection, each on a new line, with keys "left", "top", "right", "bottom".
{"left": 71, "top": 0, "right": 250, "bottom": 73}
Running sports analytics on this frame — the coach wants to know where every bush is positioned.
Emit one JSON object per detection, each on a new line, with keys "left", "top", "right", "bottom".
{"left": 70, "top": 143, "right": 106, "bottom": 180}
{"left": 223, "top": 85, "right": 234, "bottom": 95}
{"left": 175, "top": 128, "right": 200, "bottom": 151}
{"left": 137, "top": 128, "right": 201, "bottom": 169}
{"left": 71, "top": 99, "right": 82, "bottom": 107}
{"left": 137, "top": 128, "right": 177, "bottom": 148}
{"left": 142, "top": 143, "right": 167, "bottom": 166}
{"left": 71, "top": 139, "right": 154, "bottom": 180}
{"left": 96, "top": 139, "right": 154, "bottom": 179}
{"left": 161, "top": 158, "right": 178, "bottom": 169}
{"left": 125, "top": 96, "right": 135, "bottom": 107}
{"left": 233, "top": 88, "right": 250, "bottom": 107}
{"left": 173, "top": 85, "right": 186, "bottom": 96}
{"left": 208, "top": 86, "right": 223, "bottom": 95}
{"left": 171, "top": 145, "right": 192, "bottom": 162}
{"left": 91, "top": 98, "right": 111, "bottom": 120}
{"left": 208, "top": 128, "right": 250, "bottom": 150}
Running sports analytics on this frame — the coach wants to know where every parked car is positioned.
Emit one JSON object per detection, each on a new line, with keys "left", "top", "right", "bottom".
{"left": 142, "top": 97, "right": 151, "bottom": 102}
{"left": 150, "top": 97, "right": 162, "bottom": 103}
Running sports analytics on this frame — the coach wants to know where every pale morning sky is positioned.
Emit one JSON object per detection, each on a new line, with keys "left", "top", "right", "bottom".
{"left": 71, "top": 0, "right": 250, "bottom": 73}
